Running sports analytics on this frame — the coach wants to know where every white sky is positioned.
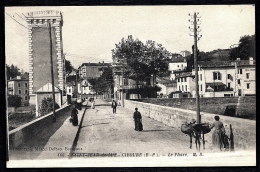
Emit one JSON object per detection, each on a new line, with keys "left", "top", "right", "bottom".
{"left": 5, "top": 5, "right": 255, "bottom": 72}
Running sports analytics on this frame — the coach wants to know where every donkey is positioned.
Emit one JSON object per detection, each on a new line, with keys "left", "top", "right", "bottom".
{"left": 181, "top": 122, "right": 211, "bottom": 151}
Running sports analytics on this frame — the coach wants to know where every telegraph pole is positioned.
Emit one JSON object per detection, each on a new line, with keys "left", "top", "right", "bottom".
{"left": 189, "top": 12, "right": 202, "bottom": 124}
{"left": 49, "top": 22, "right": 56, "bottom": 123}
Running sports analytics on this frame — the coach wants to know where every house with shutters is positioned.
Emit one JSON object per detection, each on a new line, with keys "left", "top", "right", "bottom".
{"left": 193, "top": 57, "right": 255, "bottom": 97}
{"left": 7, "top": 73, "right": 29, "bottom": 105}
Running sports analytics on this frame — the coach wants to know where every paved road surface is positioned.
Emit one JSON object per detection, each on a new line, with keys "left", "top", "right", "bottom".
{"left": 7, "top": 99, "right": 256, "bottom": 167}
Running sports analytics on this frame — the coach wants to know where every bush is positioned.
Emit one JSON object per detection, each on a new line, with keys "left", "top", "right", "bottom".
{"left": 8, "top": 95, "right": 22, "bottom": 107}
{"left": 38, "top": 97, "right": 60, "bottom": 116}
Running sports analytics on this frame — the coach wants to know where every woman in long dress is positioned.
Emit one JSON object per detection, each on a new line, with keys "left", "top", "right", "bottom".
{"left": 71, "top": 105, "right": 78, "bottom": 126}
{"left": 210, "top": 115, "right": 225, "bottom": 150}
{"left": 91, "top": 100, "right": 95, "bottom": 109}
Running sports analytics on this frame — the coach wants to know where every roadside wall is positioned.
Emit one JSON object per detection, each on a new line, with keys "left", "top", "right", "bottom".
{"left": 125, "top": 100, "right": 255, "bottom": 150}
{"left": 8, "top": 105, "right": 71, "bottom": 148}
{"left": 131, "top": 97, "right": 256, "bottom": 118}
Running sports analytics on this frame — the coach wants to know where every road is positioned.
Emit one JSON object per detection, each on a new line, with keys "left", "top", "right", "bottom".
{"left": 7, "top": 99, "right": 256, "bottom": 167}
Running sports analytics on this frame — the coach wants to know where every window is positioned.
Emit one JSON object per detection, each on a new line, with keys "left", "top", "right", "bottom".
{"left": 25, "top": 96, "right": 28, "bottom": 100}
{"left": 227, "top": 83, "right": 230, "bottom": 89}
{"left": 200, "top": 84, "right": 202, "bottom": 91}
{"left": 25, "top": 83, "right": 28, "bottom": 87}
{"left": 247, "top": 83, "right": 250, "bottom": 89}
{"left": 18, "top": 90, "right": 21, "bottom": 94}
{"left": 181, "top": 64, "right": 183, "bottom": 67}
{"left": 25, "top": 90, "right": 28, "bottom": 94}
{"left": 238, "top": 69, "right": 243, "bottom": 74}
{"left": 182, "top": 85, "right": 184, "bottom": 91}
{"left": 237, "top": 79, "right": 240, "bottom": 85}
{"left": 177, "top": 78, "right": 179, "bottom": 82}
{"left": 184, "top": 78, "right": 186, "bottom": 82}
{"left": 246, "top": 73, "right": 250, "bottom": 79}
{"left": 177, "top": 65, "right": 179, "bottom": 67}
{"left": 69, "top": 89, "right": 71, "bottom": 93}
{"left": 18, "top": 83, "right": 21, "bottom": 87}
{"left": 200, "top": 74, "right": 202, "bottom": 81}
{"left": 185, "top": 85, "right": 187, "bottom": 91}
{"left": 181, "top": 78, "right": 183, "bottom": 82}
{"left": 213, "top": 72, "right": 221, "bottom": 80}
{"left": 179, "top": 86, "right": 181, "bottom": 91}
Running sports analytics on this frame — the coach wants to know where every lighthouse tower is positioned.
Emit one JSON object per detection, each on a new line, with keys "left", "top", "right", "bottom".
{"left": 25, "top": 10, "right": 64, "bottom": 106}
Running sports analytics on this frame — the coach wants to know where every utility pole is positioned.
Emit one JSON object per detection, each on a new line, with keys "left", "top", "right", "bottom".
{"left": 48, "top": 22, "right": 56, "bottom": 123}
{"left": 189, "top": 12, "right": 202, "bottom": 124}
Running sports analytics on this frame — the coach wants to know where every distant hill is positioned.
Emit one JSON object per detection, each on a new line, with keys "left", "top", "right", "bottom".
{"left": 198, "top": 49, "right": 231, "bottom": 62}
{"left": 208, "top": 49, "right": 230, "bottom": 61}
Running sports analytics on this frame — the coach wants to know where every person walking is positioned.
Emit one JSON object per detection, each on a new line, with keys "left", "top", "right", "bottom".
{"left": 210, "top": 115, "right": 226, "bottom": 151}
{"left": 111, "top": 100, "right": 117, "bottom": 114}
{"left": 133, "top": 107, "right": 143, "bottom": 131}
{"left": 71, "top": 105, "right": 78, "bottom": 126}
{"left": 91, "top": 100, "right": 95, "bottom": 109}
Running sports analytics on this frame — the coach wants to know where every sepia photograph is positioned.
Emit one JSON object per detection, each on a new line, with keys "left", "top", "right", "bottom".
{"left": 5, "top": 5, "right": 255, "bottom": 167}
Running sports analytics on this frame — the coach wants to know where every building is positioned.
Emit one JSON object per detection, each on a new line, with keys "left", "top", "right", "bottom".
{"left": 235, "top": 57, "right": 255, "bottom": 96}
{"left": 194, "top": 57, "right": 255, "bottom": 97}
{"left": 156, "top": 77, "right": 177, "bottom": 97}
{"left": 25, "top": 10, "right": 64, "bottom": 106}
{"left": 175, "top": 72, "right": 195, "bottom": 98}
{"left": 168, "top": 57, "right": 187, "bottom": 80}
{"left": 8, "top": 75, "right": 29, "bottom": 105}
{"left": 78, "top": 62, "right": 111, "bottom": 79}
{"left": 180, "top": 50, "right": 191, "bottom": 57}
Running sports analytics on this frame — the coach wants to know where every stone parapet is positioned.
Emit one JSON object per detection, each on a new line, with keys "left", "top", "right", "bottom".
{"left": 124, "top": 100, "right": 255, "bottom": 150}
{"left": 8, "top": 105, "right": 71, "bottom": 148}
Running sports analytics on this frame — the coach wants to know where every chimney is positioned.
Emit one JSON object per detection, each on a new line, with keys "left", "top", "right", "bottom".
{"left": 17, "top": 76, "right": 21, "bottom": 80}
{"left": 249, "top": 57, "right": 254, "bottom": 65}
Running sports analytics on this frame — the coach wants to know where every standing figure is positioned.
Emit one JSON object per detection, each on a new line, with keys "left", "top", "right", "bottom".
{"left": 91, "top": 100, "right": 95, "bottom": 109}
{"left": 210, "top": 115, "right": 225, "bottom": 151}
{"left": 111, "top": 100, "right": 117, "bottom": 114}
{"left": 133, "top": 108, "right": 143, "bottom": 131}
{"left": 71, "top": 105, "right": 78, "bottom": 126}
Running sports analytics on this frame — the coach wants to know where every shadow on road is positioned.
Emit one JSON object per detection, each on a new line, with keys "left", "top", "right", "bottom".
{"left": 9, "top": 107, "right": 73, "bottom": 160}
{"left": 141, "top": 130, "right": 173, "bottom": 132}
{"left": 81, "top": 122, "right": 110, "bottom": 128}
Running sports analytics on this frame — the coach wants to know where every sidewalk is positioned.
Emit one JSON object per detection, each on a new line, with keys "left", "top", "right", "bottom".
{"left": 36, "top": 101, "right": 89, "bottom": 159}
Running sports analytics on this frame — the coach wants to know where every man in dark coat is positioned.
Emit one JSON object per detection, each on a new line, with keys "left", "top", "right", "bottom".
{"left": 133, "top": 107, "right": 142, "bottom": 131}
{"left": 111, "top": 100, "right": 117, "bottom": 114}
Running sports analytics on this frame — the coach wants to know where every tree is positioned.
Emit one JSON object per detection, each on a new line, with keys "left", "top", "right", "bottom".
{"left": 65, "top": 59, "right": 73, "bottom": 74}
{"left": 229, "top": 34, "right": 255, "bottom": 60}
{"left": 6, "top": 64, "right": 21, "bottom": 80}
{"left": 111, "top": 35, "right": 171, "bottom": 97}
{"left": 8, "top": 95, "right": 22, "bottom": 107}
{"left": 88, "top": 67, "right": 114, "bottom": 96}
{"left": 38, "top": 97, "right": 60, "bottom": 116}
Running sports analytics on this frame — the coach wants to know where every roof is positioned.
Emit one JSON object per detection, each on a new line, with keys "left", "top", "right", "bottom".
{"left": 206, "top": 82, "right": 225, "bottom": 86}
{"left": 79, "top": 62, "right": 111, "bottom": 68}
{"left": 198, "top": 59, "right": 255, "bottom": 68}
{"left": 169, "top": 57, "right": 186, "bottom": 63}
{"left": 175, "top": 72, "right": 194, "bottom": 79}
{"left": 156, "top": 77, "right": 176, "bottom": 86}
{"left": 36, "top": 83, "right": 60, "bottom": 93}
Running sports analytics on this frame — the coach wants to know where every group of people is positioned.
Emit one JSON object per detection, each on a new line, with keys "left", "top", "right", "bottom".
{"left": 71, "top": 99, "right": 226, "bottom": 151}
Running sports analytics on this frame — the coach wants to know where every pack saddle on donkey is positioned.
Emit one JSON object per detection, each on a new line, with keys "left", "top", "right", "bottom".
{"left": 181, "top": 119, "right": 211, "bottom": 151}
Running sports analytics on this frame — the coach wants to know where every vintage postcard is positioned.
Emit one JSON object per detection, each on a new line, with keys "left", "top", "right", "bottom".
{"left": 6, "top": 5, "right": 255, "bottom": 167}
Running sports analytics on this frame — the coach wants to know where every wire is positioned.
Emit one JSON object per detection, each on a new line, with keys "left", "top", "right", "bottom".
{"left": 65, "top": 53, "right": 106, "bottom": 61}
{"left": 6, "top": 13, "right": 30, "bottom": 30}
{"left": 16, "top": 13, "right": 27, "bottom": 22}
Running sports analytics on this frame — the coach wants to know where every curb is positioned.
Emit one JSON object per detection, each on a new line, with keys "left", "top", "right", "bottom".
{"left": 69, "top": 103, "right": 88, "bottom": 159}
